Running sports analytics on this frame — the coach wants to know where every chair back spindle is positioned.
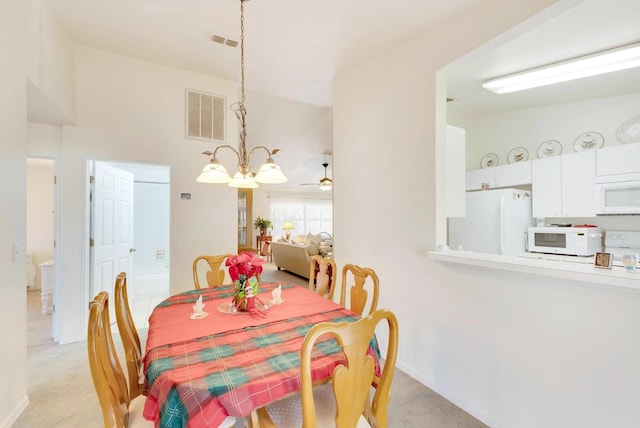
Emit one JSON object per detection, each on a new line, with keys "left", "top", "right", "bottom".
{"left": 308, "top": 255, "right": 337, "bottom": 300}
{"left": 192, "top": 254, "right": 232, "bottom": 289}
{"left": 340, "top": 264, "right": 380, "bottom": 316}
{"left": 114, "top": 272, "right": 143, "bottom": 399}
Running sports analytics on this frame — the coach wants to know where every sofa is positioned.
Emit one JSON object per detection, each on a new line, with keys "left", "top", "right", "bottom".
{"left": 270, "top": 233, "right": 333, "bottom": 279}
{"left": 270, "top": 241, "right": 316, "bottom": 278}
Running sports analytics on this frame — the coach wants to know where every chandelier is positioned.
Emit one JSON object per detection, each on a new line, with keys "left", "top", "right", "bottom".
{"left": 197, "top": 0, "right": 286, "bottom": 188}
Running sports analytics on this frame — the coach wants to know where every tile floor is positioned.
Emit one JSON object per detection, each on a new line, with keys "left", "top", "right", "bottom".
{"left": 128, "top": 286, "right": 169, "bottom": 330}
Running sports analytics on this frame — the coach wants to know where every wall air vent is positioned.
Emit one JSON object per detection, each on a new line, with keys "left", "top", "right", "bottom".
{"left": 186, "top": 89, "right": 225, "bottom": 142}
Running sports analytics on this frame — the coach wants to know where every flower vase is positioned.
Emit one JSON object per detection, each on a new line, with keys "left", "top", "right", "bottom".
{"left": 233, "top": 274, "right": 259, "bottom": 311}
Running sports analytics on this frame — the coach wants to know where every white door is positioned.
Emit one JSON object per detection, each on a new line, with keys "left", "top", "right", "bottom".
{"left": 90, "top": 162, "right": 134, "bottom": 318}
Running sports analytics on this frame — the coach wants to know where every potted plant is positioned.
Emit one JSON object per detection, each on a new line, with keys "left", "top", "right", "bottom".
{"left": 253, "top": 216, "right": 273, "bottom": 236}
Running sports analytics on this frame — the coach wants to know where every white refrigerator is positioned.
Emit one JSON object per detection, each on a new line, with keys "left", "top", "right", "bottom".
{"left": 448, "top": 188, "right": 534, "bottom": 256}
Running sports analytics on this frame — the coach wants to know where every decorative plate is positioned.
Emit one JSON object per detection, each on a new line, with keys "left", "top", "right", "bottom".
{"left": 507, "top": 147, "right": 529, "bottom": 164}
{"left": 480, "top": 153, "right": 498, "bottom": 169}
{"left": 573, "top": 132, "right": 604, "bottom": 152}
{"left": 537, "top": 140, "right": 562, "bottom": 158}
{"left": 615, "top": 114, "right": 640, "bottom": 144}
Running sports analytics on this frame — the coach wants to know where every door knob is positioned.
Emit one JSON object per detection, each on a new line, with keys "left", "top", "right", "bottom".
{"left": 129, "top": 247, "right": 137, "bottom": 253}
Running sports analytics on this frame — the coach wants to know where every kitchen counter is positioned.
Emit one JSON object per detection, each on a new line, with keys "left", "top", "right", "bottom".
{"left": 517, "top": 252, "right": 595, "bottom": 264}
{"left": 427, "top": 250, "right": 640, "bottom": 292}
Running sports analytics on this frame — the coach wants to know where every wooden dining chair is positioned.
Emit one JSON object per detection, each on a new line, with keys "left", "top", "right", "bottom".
{"left": 253, "top": 309, "right": 399, "bottom": 428}
{"left": 192, "top": 254, "right": 232, "bottom": 289}
{"left": 339, "top": 264, "right": 380, "bottom": 316}
{"left": 114, "top": 272, "right": 143, "bottom": 399}
{"left": 87, "top": 291, "right": 153, "bottom": 428}
{"left": 308, "top": 255, "right": 337, "bottom": 299}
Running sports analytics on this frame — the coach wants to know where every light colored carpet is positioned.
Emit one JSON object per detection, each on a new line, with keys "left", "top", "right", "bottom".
{"left": 14, "top": 265, "right": 487, "bottom": 427}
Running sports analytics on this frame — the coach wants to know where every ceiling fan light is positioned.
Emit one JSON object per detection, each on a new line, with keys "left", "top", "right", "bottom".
{"left": 229, "top": 171, "right": 258, "bottom": 188}
{"left": 254, "top": 159, "right": 288, "bottom": 184}
{"left": 319, "top": 178, "right": 333, "bottom": 191}
{"left": 196, "top": 160, "right": 231, "bottom": 183}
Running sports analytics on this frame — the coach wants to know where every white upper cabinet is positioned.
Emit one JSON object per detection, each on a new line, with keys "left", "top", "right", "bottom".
{"left": 532, "top": 157, "right": 562, "bottom": 217}
{"left": 495, "top": 161, "right": 532, "bottom": 188}
{"left": 466, "top": 168, "right": 495, "bottom": 190}
{"left": 532, "top": 151, "right": 595, "bottom": 217}
{"left": 466, "top": 161, "right": 531, "bottom": 191}
{"left": 468, "top": 144, "right": 640, "bottom": 218}
{"left": 596, "top": 143, "right": 640, "bottom": 177}
{"left": 562, "top": 151, "right": 596, "bottom": 217}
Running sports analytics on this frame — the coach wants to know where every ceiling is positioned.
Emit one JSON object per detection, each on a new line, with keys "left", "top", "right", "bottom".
{"left": 41, "top": 0, "right": 640, "bottom": 189}
{"left": 45, "top": 0, "right": 483, "bottom": 108}
{"left": 446, "top": 0, "right": 640, "bottom": 115}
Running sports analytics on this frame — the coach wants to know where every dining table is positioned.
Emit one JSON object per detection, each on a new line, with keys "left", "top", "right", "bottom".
{"left": 142, "top": 281, "right": 380, "bottom": 428}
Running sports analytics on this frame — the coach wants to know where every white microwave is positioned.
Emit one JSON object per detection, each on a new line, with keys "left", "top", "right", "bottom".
{"left": 526, "top": 226, "right": 602, "bottom": 256}
{"left": 594, "top": 180, "right": 640, "bottom": 215}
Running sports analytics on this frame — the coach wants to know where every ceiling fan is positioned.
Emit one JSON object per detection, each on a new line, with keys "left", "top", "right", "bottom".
{"left": 301, "top": 162, "right": 333, "bottom": 191}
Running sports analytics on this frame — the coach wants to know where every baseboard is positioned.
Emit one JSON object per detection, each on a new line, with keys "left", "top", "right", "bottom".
{"left": 395, "top": 360, "right": 498, "bottom": 428}
{"left": 0, "top": 395, "right": 29, "bottom": 428}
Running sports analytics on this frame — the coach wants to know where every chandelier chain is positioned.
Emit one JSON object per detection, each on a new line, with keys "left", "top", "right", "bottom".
{"left": 196, "top": 0, "right": 287, "bottom": 187}
{"left": 239, "top": 0, "right": 245, "bottom": 105}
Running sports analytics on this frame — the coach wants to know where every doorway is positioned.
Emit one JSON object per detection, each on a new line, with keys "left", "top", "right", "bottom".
{"left": 26, "top": 157, "right": 56, "bottom": 342}
{"left": 90, "top": 160, "right": 171, "bottom": 328}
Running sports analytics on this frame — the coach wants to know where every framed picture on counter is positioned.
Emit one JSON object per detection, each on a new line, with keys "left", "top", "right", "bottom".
{"left": 594, "top": 252, "right": 612, "bottom": 269}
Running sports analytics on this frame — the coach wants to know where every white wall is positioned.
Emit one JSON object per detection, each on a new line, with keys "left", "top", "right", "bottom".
{"left": 52, "top": 45, "right": 334, "bottom": 344}
{"left": 26, "top": 0, "right": 75, "bottom": 124}
{"left": 333, "top": 0, "right": 640, "bottom": 426}
{"left": 248, "top": 88, "right": 333, "bottom": 232}
{"left": 426, "top": 261, "right": 640, "bottom": 427}
{"left": 55, "top": 46, "right": 239, "bottom": 343}
{"left": 0, "top": 1, "right": 28, "bottom": 427}
{"left": 26, "top": 159, "right": 55, "bottom": 288}
{"left": 133, "top": 181, "right": 170, "bottom": 275}
{"left": 26, "top": 123, "right": 63, "bottom": 156}
{"left": 462, "top": 92, "right": 640, "bottom": 170}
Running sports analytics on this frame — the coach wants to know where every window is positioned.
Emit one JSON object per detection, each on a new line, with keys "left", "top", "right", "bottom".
{"left": 269, "top": 196, "right": 332, "bottom": 238}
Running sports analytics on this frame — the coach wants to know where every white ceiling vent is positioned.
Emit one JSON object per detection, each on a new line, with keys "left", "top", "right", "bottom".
{"left": 211, "top": 34, "right": 238, "bottom": 48}
{"left": 186, "top": 89, "right": 225, "bottom": 142}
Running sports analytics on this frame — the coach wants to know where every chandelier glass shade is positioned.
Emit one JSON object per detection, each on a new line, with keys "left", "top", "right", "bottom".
{"left": 196, "top": 0, "right": 286, "bottom": 188}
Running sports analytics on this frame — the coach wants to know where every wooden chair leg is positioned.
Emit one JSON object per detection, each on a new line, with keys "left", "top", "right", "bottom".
{"left": 249, "top": 408, "right": 276, "bottom": 428}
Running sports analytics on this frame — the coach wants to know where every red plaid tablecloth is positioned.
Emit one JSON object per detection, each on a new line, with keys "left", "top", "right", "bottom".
{"left": 142, "top": 283, "right": 380, "bottom": 428}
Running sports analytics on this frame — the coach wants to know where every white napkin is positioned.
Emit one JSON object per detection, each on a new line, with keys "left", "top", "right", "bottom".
{"left": 271, "top": 285, "right": 284, "bottom": 304}
{"left": 192, "top": 295, "right": 205, "bottom": 315}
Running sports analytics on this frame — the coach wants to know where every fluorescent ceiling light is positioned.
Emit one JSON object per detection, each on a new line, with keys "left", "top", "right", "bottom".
{"left": 483, "top": 42, "right": 640, "bottom": 94}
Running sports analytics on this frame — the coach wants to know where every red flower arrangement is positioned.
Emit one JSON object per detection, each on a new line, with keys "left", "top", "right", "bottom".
{"left": 226, "top": 252, "right": 265, "bottom": 313}
{"left": 225, "top": 252, "right": 264, "bottom": 281}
